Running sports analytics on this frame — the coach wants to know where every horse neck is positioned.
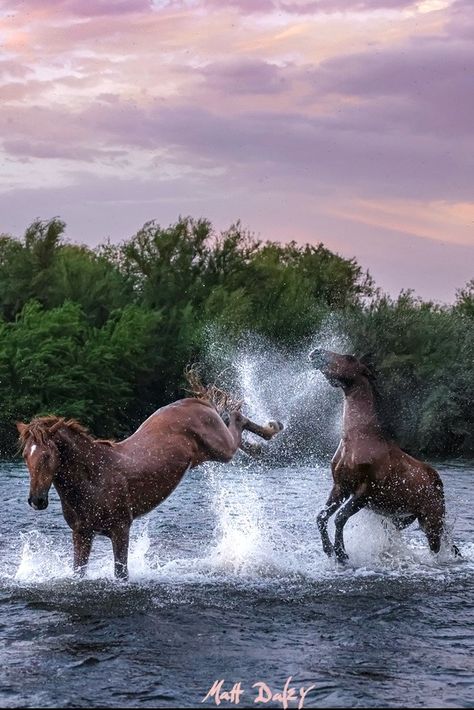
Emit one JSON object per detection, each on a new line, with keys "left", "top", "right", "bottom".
{"left": 54, "top": 433, "right": 104, "bottom": 497}
{"left": 342, "top": 379, "right": 384, "bottom": 441}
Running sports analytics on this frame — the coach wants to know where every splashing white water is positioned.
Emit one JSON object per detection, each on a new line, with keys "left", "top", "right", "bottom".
{"left": 8, "top": 477, "right": 468, "bottom": 588}
{"left": 201, "top": 330, "right": 349, "bottom": 461}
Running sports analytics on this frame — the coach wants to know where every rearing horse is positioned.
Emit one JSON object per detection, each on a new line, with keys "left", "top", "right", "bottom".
{"left": 18, "top": 399, "right": 283, "bottom": 580}
{"left": 309, "top": 348, "right": 459, "bottom": 563}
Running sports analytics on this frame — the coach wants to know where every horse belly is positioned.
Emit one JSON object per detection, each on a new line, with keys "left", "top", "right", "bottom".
{"left": 127, "top": 463, "right": 191, "bottom": 518}
{"left": 369, "top": 470, "right": 430, "bottom": 516}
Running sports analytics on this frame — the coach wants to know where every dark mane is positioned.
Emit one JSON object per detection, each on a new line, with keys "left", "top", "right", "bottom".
{"left": 362, "top": 365, "right": 396, "bottom": 441}
{"left": 19, "top": 416, "right": 114, "bottom": 450}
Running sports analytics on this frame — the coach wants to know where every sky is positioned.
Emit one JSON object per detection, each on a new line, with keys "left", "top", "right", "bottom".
{"left": 0, "top": 0, "right": 472, "bottom": 302}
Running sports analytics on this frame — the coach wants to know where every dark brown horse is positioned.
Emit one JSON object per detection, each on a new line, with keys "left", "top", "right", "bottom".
{"left": 18, "top": 399, "right": 283, "bottom": 580}
{"left": 309, "top": 348, "right": 459, "bottom": 563}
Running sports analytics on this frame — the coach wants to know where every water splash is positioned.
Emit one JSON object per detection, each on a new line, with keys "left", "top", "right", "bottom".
{"left": 200, "top": 329, "right": 348, "bottom": 462}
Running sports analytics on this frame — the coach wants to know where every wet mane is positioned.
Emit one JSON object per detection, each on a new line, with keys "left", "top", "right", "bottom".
{"left": 19, "top": 416, "right": 115, "bottom": 450}
{"left": 360, "top": 363, "right": 396, "bottom": 441}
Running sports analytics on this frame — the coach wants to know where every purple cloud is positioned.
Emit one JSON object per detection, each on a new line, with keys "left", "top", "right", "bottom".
{"left": 70, "top": 99, "right": 472, "bottom": 201}
{"left": 200, "top": 59, "right": 290, "bottom": 95}
{"left": 447, "top": 0, "right": 474, "bottom": 39}
{"left": 280, "top": 0, "right": 417, "bottom": 12}
{"left": 2, "top": 139, "right": 126, "bottom": 162}
{"left": 308, "top": 37, "right": 474, "bottom": 138}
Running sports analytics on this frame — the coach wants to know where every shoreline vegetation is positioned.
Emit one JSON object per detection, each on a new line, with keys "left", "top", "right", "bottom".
{"left": 0, "top": 217, "right": 472, "bottom": 458}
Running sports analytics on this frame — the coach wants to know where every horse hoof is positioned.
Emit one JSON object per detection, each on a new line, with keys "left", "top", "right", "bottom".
{"left": 452, "top": 544, "right": 462, "bottom": 558}
{"left": 269, "top": 420, "right": 284, "bottom": 434}
{"left": 335, "top": 550, "right": 349, "bottom": 564}
{"left": 245, "top": 442, "right": 263, "bottom": 457}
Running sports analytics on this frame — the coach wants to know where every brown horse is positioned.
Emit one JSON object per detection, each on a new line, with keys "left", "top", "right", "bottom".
{"left": 309, "top": 348, "right": 459, "bottom": 563}
{"left": 18, "top": 399, "right": 283, "bottom": 580}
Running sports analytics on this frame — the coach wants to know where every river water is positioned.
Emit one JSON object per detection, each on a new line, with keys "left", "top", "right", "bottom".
{"left": 0, "top": 457, "right": 472, "bottom": 708}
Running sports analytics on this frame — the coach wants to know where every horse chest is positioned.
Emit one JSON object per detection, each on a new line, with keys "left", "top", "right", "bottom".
{"left": 334, "top": 466, "right": 363, "bottom": 490}
{"left": 333, "top": 456, "right": 376, "bottom": 492}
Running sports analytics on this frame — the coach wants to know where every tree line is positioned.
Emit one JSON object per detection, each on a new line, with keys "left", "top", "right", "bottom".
{"left": 0, "top": 217, "right": 472, "bottom": 457}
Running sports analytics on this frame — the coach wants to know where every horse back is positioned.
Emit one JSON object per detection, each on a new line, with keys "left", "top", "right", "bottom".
{"left": 115, "top": 398, "right": 224, "bottom": 466}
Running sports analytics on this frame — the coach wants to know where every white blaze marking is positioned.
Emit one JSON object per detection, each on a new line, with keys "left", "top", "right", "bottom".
{"left": 30, "top": 444, "right": 37, "bottom": 455}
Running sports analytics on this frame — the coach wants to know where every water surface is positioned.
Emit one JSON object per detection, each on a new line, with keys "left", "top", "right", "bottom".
{"left": 0, "top": 459, "right": 473, "bottom": 708}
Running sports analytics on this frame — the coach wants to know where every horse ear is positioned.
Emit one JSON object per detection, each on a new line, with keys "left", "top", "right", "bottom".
{"left": 16, "top": 422, "right": 27, "bottom": 436}
{"left": 359, "top": 352, "right": 375, "bottom": 367}
{"left": 359, "top": 352, "right": 377, "bottom": 377}
{"left": 49, "top": 419, "right": 64, "bottom": 435}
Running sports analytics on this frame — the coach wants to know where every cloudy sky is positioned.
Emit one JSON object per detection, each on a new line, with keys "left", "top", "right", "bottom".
{"left": 0, "top": 0, "right": 472, "bottom": 301}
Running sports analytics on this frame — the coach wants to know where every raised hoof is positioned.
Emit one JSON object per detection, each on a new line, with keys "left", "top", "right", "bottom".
{"left": 268, "top": 420, "right": 284, "bottom": 435}
{"left": 452, "top": 544, "right": 462, "bottom": 558}
{"left": 243, "top": 442, "right": 263, "bottom": 457}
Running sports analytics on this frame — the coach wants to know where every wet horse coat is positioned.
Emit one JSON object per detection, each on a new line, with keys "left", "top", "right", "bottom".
{"left": 18, "top": 398, "right": 282, "bottom": 579}
{"left": 309, "top": 349, "right": 459, "bottom": 562}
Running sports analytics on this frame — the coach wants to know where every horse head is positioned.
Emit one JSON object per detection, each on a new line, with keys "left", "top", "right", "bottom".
{"left": 17, "top": 418, "right": 65, "bottom": 510}
{"left": 309, "top": 349, "right": 374, "bottom": 391}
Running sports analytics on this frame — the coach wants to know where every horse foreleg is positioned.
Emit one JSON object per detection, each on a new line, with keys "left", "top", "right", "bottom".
{"left": 239, "top": 439, "right": 263, "bottom": 457}
{"left": 334, "top": 485, "right": 369, "bottom": 563}
{"left": 73, "top": 530, "right": 94, "bottom": 578}
{"left": 111, "top": 525, "right": 130, "bottom": 581}
{"left": 317, "top": 485, "right": 346, "bottom": 558}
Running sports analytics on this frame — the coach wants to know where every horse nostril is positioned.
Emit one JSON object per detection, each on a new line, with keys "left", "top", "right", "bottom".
{"left": 28, "top": 496, "right": 48, "bottom": 510}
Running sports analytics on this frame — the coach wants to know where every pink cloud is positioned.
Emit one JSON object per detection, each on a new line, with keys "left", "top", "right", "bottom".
{"left": 3, "top": 0, "right": 152, "bottom": 17}
{"left": 202, "top": 0, "right": 417, "bottom": 13}
{"left": 0, "top": 59, "right": 32, "bottom": 79}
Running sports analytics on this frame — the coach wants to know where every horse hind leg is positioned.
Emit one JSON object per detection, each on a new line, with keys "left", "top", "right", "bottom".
{"left": 111, "top": 524, "right": 130, "bottom": 581}
{"left": 222, "top": 411, "right": 283, "bottom": 457}
{"left": 241, "top": 416, "right": 284, "bottom": 441}
{"left": 419, "top": 512, "right": 462, "bottom": 557}
{"left": 419, "top": 510, "right": 444, "bottom": 554}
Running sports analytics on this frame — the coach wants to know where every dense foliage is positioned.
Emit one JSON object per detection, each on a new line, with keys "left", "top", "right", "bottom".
{"left": 0, "top": 218, "right": 472, "bottom": 457}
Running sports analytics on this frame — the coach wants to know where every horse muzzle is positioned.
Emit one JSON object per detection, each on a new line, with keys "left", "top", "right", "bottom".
{"left": 309, "top": 348, "right": 329, "bottom": 369}
{"left": 28, "top": 495, "right": 49, "bottom": 511}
